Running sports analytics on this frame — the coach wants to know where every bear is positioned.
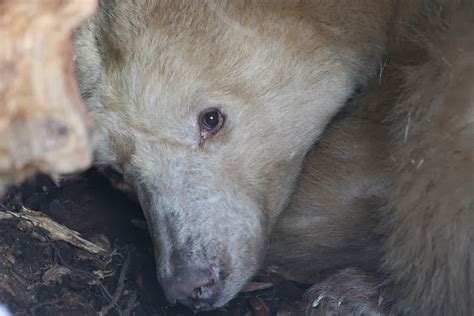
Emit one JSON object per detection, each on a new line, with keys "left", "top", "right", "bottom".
{"left": 269, "top": 2, "right": 474, "bottom": 314}
{"left": 74, "top": 0, "right": 473, "bottom": 314}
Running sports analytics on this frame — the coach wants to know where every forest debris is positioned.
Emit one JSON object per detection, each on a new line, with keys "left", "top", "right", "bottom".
{"left": 0, "top": 273, "right": 32, "bottom": 305}
{"left": 0, "top": 0, "right": 97, "bottom": 194}
{"left": 4, "top": 253, "right": 15, "bottom": 265}
{"left": 249, "top": 297, "right": 271, "bottom": 316}
{"left": 29, "top": 300, "right": 59, "bottom": 316}
{"left": 42, "top": 265, "right": 72, "bottom": 285}
{"left": 123, "top": 292, "right": 139, "bottom": 315}
{"left": 99, "top": 250, "right": 132, "bottom": 316}
{"left": 0, "top": 212, "right": 12, "bottom": 220}
{"left": 241, "top": 281, "right": 274, "bottom": 293}
{"left": 0, "top": 275, "right": 16, "bottom": 298}
{"left": 1, "top": 207, "right": 105, "bottom": 254}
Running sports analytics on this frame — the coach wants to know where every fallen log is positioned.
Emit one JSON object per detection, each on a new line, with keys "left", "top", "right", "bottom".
{"left": 0, "top": 0, "right": 97, "bottom": 193}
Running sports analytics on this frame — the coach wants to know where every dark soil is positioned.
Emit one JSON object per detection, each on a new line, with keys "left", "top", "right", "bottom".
{"left": 0, "top": 171, "right": 308, "bottom": 315}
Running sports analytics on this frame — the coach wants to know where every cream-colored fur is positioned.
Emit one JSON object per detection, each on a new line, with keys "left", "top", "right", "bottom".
{"left": 74, "top": 0, "right": 418, "bottom": 310}
{"left": 269, "top": 2, "right": 474, "bottom": 315}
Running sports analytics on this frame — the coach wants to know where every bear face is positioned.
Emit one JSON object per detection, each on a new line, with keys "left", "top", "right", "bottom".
{"left": 75, "top": 0, "right": 392, "bottom": 310}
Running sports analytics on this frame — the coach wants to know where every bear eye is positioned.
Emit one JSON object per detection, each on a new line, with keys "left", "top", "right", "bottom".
{"left": 198, "top": 108, "right": 225, "bottom": 145}
{"left": 199, "top": 108, "right": 224, "bottom": 133}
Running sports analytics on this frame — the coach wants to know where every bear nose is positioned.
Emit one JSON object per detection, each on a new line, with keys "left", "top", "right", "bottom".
{"left": 160, "top": 266, "right": 222, "bottom": 311}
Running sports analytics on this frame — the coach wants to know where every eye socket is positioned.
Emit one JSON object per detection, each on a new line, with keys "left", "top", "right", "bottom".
{"left": 199, "top": 108, "right": 224, "bottom": 133}
{"left": 198, "top": 108, "right": 225, "bottom": 145}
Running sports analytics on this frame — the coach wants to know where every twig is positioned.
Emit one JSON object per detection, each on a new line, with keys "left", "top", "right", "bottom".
{"left": 123, "top": 292, "right": 139, "bottom": 316}
{"left": 241, "top": 282, "right": 274, "bottom": 293}
{"left": 1, "top": 207, "right": 105, "bottom": 254}
{"left": 100, "top": 249, "right": 132, "bottom": 315}
{"left": 30, "top": 300, "right": 59, "bottom": 316}
{"left": 45, "top": 235, "right": 116, "bottom": 309}
{"left": 2, "top": 207, "right": 130, "bottom": 315}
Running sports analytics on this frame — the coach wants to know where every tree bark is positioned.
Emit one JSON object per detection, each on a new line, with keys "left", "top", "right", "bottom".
{"left": 0, "top": 0, "right": 96, "bottom": 193}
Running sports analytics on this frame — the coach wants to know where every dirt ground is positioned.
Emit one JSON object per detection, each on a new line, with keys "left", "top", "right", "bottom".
{"left": 0, "top": 171, "right": 308, "bottom": 315}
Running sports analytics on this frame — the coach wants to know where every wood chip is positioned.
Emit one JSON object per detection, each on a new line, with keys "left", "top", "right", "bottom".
{"left": 4, "top": 253, "right": 16, "bottom": 265}
{"left": 0, "top": 275, "right": 16, "bottom": 297}
{"left": 0, "top": 212, "right": 13, "bottom": 220}
{"left": 42, "top": 264, "right": 72, "bottom": 285}
{"left": 1, "top": 207, "right": 105, "bottom": 254}
{"left": 241, "top": 281, "right": 274, "bottom": 293}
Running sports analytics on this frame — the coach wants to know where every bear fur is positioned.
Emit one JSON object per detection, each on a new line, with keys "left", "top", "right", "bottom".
{"left": 74, "top": 1, "right": 473, "bottom": 314}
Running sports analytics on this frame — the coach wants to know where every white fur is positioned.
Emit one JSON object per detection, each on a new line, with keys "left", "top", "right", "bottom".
{"left": 75, "top": 0, "right": 396, "bottom": 307}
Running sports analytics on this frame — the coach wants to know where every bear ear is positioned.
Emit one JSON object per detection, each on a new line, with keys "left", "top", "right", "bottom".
{"left": 74, "top": 17, "right": 103, "bottom": 105}
{"left": 74, "top": 2, "right": 128, "bottom": 107}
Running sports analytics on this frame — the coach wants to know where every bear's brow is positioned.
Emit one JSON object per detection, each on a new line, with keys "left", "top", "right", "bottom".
{"left": 125, "top": 122, "right": 192, "bottom": 148}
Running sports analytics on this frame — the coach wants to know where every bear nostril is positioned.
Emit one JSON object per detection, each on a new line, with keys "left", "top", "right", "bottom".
{"left": 160, "top": 266, "right": 223, "bottom": 310}
{"left": 191, "top": 286, "right": 202, "bottom": 299}
{"left": 208, "top": 277, "right": 215, "bottom": 286}
{"left": 191, "top": 278, "right": 216, "bottom": 300}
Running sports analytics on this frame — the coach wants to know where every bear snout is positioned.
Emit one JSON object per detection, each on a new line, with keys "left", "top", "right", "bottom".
{"left": 159, "top": 265, "right": 223, "bottom": 311}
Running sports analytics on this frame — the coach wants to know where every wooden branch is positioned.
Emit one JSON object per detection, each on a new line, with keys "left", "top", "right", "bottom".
{"left": 0, "top": 0, "right": 97, "bottom": 193}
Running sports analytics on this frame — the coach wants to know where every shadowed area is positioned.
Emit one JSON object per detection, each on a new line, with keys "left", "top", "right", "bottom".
{"left": 0, "top": 170, "right": 308, "bottom": 315}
